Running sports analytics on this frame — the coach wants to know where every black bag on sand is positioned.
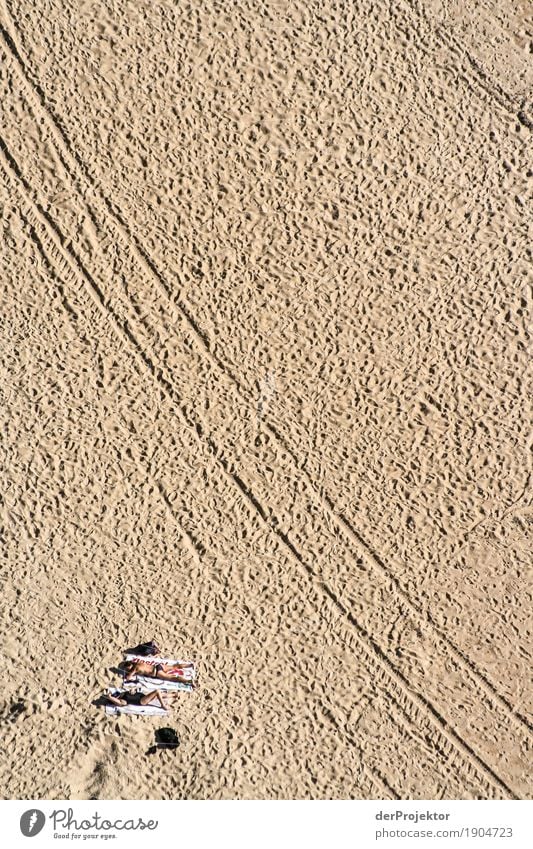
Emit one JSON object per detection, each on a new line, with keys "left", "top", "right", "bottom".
{"left": 130, "top": 640, "right": 159, "bottom": 657}
{"left": 155, "top": 727, "right": 180, "bottom": 749}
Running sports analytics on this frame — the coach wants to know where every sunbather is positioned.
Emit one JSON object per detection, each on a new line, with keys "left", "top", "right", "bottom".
{"left": 105, "top": 688, "right": 167, "bottom": 710}
{"left": 122, "top": 660, "right": 196, "bottom": 685}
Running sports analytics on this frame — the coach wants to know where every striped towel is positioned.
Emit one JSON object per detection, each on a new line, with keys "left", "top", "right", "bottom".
{"left": 125, "top": 654, "right": 195, "bottom": 672}
{"left": 123, "top": 656, "right": 197, "bottom": 692}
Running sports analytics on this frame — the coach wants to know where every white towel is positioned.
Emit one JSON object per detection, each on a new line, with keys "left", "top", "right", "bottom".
{"left": 104, "top": 689, "right": 168, "bottom": 717}
{"left": 124, "top": 675, "right": 194, "bottom": 693}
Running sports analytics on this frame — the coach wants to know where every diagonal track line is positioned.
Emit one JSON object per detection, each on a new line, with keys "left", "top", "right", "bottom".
{"left": 0, "top": 18, "right": 529, "bottom": 739}
{"left": 404, "top": 0, "right": 532, "bottom": 126}
{"left": 7, "top": 204, "right": 204, "bottom": 571}
{"left": 0, "top": 139, "right": 517, "bottom": 800}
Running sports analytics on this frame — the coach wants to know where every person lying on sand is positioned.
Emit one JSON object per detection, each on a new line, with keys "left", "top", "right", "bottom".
{"left": 122, "top": 660, "right": 196, "bottom": 686}
{"left": 105, "top": 689, "right": 167, "bottom": 711}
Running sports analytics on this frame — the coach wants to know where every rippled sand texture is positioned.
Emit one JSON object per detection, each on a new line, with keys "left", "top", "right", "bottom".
{"left": 1, "top": 0, "right": 531, "bottom": 799}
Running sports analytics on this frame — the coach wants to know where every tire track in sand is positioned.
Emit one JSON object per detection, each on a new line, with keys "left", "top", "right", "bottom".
{"left": 0, "top": 139, "right": 518, "bottom": 800}
{"left": 403, "top": 0, "right": 533, "bottom": 126}
{"left": 0, "top": 17, "right": 529, "bottom": 742}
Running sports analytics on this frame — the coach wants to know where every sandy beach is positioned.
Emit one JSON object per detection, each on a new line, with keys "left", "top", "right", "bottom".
{"left": 0, "top": 0, "right": 531, "bottom": 799}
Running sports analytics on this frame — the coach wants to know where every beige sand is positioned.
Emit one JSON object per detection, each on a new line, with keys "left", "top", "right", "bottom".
{"left": 0, "top": 0, "right": 531, "bottom": 799}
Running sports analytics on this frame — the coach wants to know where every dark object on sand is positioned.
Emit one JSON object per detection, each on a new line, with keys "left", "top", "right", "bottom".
{"left": 155, "top": 727, "right": 180, "bottom": 749}
{"left": 128, "top": 640, "right": 160, "bottom": 657}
